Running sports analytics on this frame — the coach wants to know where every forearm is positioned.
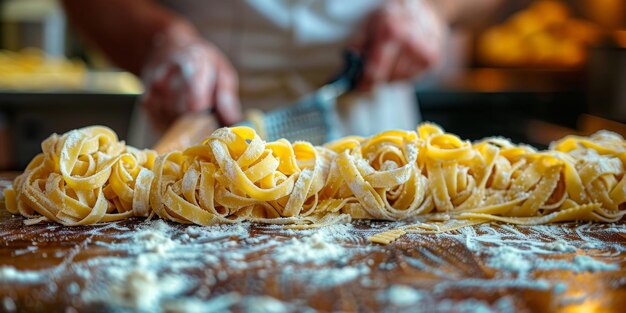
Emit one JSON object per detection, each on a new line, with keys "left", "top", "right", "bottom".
{"left": 61, "top": 0, "right": 197, "bottom": 75}
{"left": 426, "top": 0, "right": 502, "bottom": 28}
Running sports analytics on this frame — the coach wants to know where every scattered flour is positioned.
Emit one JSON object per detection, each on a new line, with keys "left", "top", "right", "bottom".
{"left": 160, "top": 294, "right": 291, "bottom": 313}
{"left": 270, "top": 223, "right": 356, "bottom": 242}
{"left": 483, "top": 241, "right": 618, "bottom": 277}
{"left": 544, "top": 240, "right": 576, "bottom": 253}
{"left": 310, "top": 265, "right": 369, "bottom": 287}
{"left": 82, "top": 258, "right": 192, "bottom": 312}
{"left": 380, "top": 286, "right": 517, "bottom": 313}
{"left": 133, "top": 220, "right": 176, "bottom": 254}
{"left": 161, "top": 293, "right": 241, "bottom": 313}
{"left": 571, "top": 255, "right": 619, "bottom": 272}
{"left": 385, "top": 285, "right": 423, "bottom": 307}
{"left": 454, "top": 223, "right": 621, "bottom": 279}
{"left": 2, "top": 215, "right": 625, "bottom": 312}
{"left": 240, "top": 296, "right": 289, "bottom": 313}
{"left": 77, "top": 220, "right": 364, "bottom": 312}
{"left": 281, "top": 264, "right": 370, "bottom": 288}
{"left": 185, "top": 223, "right": 250, "bottom": 240}
{"left": 66, "top": 282, "right": 80, "bottom": 295}
{"left": 2, "top": 297, "right": 16, "bottom": 312}
{"left": 488, "top": 246, "right": 533, "bottom": 276}
{"left": 79, "top": 219, "right": 254, "bottom": 312}
{"left": 274, "top": 231, "right": 347, "bottom": 264}
{"left": 436, "top": 298, "right": 494, "bottom": 313}
{"left": 0, "top": 267, "right": 45, "bottom": 283}
{"left": 109, "top": 268, "right": 160, "bottom": 311}
{"left": 434, "top": 278, "right": 552, "bottom": 292}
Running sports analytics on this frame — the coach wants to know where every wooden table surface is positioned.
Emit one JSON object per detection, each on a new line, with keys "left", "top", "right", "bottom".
{"left": 1, "top": 173, "right": 625, "bottom": 313}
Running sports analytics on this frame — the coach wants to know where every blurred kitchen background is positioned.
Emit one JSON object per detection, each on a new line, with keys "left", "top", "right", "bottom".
{"left": 0, "top": 0, "right": 625, "bottom": 170}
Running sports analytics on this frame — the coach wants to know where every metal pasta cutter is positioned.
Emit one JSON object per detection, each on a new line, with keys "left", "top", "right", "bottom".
{"left": 237, "top": 51, "right": 363, "bottom": 145}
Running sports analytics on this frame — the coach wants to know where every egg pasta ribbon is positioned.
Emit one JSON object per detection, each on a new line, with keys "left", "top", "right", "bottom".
{"left": 3, "top": 124, "right": 626, "bottom": 235}
{"left": 3, "top": 126, "right": 155, "bottom": 225}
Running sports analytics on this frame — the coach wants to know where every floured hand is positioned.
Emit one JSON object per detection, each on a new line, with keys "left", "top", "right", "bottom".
{"left": 140, "top": 27, "right": 241, "bottom": 131}
{"left": 355, "top": 0, "right": 448, "bottom": 91}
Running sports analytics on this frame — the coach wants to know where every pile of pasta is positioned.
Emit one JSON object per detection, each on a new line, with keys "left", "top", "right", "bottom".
{"left": 4, "top": 124, "right": 626, "bottom": 233}
{"left": 0, "top": 49, "right": 86, "bottom": 90}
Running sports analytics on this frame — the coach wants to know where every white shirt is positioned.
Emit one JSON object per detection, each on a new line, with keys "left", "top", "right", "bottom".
{"left": 158, "top": 0, "right": 419, "bottom": 137}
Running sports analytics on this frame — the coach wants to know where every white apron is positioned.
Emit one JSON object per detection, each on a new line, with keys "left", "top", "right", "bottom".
{"left": 132, "top": 0, "right": 419, "bottom": 147}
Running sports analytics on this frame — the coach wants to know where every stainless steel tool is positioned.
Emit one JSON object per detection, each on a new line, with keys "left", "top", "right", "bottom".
{"left": 237, "top": 51, "right": 363, "bottom": 145}
{"left": 154, "top": 51, "right": 363, "bottom": 153}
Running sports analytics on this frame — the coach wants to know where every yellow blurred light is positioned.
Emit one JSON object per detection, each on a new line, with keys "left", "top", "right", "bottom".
{"left": 530, "top": 0, "right": 570, "bottom": 25}
{"left": 615, "top": 30, "right": 626, "bottom": 48}
{"left": 564, "top": 20, "right": 601, "bottom": 45}
{"left": 582, "top": 0, "right": 625, "bottom": 30}
{"left": 477, "top": 0, "right": 597, "bottom": 68}
{"left": 561, "top": 299, "right": 604, "bottom": 313}
{"left": 510, "top": 11, "right": 546, "bottom": 36}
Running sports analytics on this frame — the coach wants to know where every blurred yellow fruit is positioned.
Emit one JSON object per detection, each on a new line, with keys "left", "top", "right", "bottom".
{"left": 509, "top": 11, "right": 545, "bottom": 36}
{"left": 563, "top": 19, "right": 601, "bottom": 45}
{"left": 530, "top": 0, "right": 570, "bottom": 26}
{"left": 478, "top": 0, "right": 598, "bottom": 68}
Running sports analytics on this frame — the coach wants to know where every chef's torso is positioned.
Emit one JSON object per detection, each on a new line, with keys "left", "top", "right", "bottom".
{"left": 158, "top": 0, "right": 419, "bottom": 136}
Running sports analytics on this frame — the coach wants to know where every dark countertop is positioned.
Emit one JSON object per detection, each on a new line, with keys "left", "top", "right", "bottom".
{"left": 1, "top": 173, "right": 625, "bottom": 312}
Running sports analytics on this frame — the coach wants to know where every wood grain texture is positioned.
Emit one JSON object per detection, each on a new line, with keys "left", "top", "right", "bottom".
{"left": 1, "top": 173, "right": 625, "bottom": 313}
{"left": 153, "top": 113, "right": 220, "bottom": 154}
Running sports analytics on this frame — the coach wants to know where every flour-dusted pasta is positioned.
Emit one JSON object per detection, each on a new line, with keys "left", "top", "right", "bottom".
{"left": 0, "top": 49, "right": 86, "bottom": 90}
{"left": 367, "top": 229, "right": 407, "bottom": 245}
{"left": 3, "top": 126, "right": 156, "bottom": 225}
{"left": 4, "top": 124, "right": 626, "bottom": 234}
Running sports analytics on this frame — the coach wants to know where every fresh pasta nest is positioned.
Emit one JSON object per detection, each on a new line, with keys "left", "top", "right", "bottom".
{"left": 3, "top": 124, "right": 626, "bottom": 229}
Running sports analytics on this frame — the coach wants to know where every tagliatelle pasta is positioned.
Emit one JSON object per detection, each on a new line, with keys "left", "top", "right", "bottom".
{"left": 367, "top": 229, "right": 407, "bottom": 245}
{"left": 4, "top": 124, "right": 626, "bottom": 240}
{"left": 3, "top": 126, "right": 156, "bottom": 225}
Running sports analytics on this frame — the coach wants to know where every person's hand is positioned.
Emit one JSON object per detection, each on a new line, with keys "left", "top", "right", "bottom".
{"left": 140, "top": 30, "right": 241, "bottom": 130}
{"left": 355, "top": 0, "right": 448, "bottom": 91}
